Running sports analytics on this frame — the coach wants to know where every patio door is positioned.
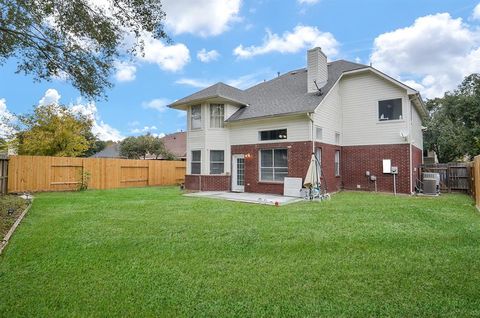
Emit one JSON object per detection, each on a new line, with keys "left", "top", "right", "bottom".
{"left": 232, "top": 154, "right": 245, "bottom": 192}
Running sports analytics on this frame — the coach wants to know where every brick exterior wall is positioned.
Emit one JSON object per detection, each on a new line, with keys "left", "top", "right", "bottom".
{"left": 231, "top": 141, "right": 312, "bottom": 194}
{"left": 185, "top": 141, "right": 417, "bottom": 195}
{"left": 411, "top": 145, "right": 423, "bottom": 192}
{"left": 185, "top": 175, "right": 230, "bottom": 191}
{"left": 341, "top": 144, "right": 411, "bottom": 194}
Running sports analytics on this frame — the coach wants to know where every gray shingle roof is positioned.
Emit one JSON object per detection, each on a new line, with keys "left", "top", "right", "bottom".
{"left": 169, "top": 60, "right": 368, "bottom": 121}
{"left": 169, "top": 82, "right": 249, "bottom": 107}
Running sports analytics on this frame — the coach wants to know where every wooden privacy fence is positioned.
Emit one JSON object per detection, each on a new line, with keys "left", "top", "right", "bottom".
{"left": 420, "top": 163, "right": 472, "bottom": 193}
{"left": 473, "top": 155, "right": 480, "bottom": 209}
{"left": 8, "top": 156, "right": 186, "bottom": 193}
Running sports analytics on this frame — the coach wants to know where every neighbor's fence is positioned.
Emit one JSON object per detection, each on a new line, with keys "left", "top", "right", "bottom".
{"left": 8, "top": 155, "right": 186, "bottom": 193}
{"left": 0, "top": 155, "right": 8, "bottom": 195}
{"left": 473, "top": 155, "right": 480, "bottom": 209}
{"left": 420, "top": 163, "right": 472, "bottom": 193}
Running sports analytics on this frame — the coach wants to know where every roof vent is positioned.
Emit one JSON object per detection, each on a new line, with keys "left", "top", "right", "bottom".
{"left": 291, "top": 71, "right": 297, "bottom": 75}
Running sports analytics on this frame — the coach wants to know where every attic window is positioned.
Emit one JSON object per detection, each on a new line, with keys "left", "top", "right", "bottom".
{"left": 379, "top": 99, "right": 402, "bottom": 121}
{"left": 259, "top": 129, "right": 287, "bottom": 141}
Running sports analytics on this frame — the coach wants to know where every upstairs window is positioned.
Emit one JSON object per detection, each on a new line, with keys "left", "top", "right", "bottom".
{"left": 379, "top": 98, "right": 402, "bottom": 121}
{"left": 191, "top": 150, "right": 201, "bottom": 174}
{"left": 260, "top": 149, "right": 288, "bottom": 182}
{"left": 210, "top": 150, "right": 224, "bottom": 174}
{"left": 190, "top": 105, "right": 201, "bottom": 130}
{"left": 335, "top": 132, "right": 340, "bottom": 145}
{"left": 210, "top": 104, "right": 225, "bottom": 128}
{"left": 315, "top": 127, "right": 323, "bottom": 140}
{"left": 259, "top": 129, "right": 287, "bottom": 141}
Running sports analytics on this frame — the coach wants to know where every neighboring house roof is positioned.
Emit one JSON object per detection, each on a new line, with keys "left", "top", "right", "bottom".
{"left": 90, "top": 143, "right": 122, "bottom": 158}
{"left": 147, "top": 131, "right": 186, "bottom": 159}
{"left": 168, "top": 60, "right": 368, "bottom": 121}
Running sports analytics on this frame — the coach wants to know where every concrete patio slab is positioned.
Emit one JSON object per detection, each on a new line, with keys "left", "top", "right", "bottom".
{"left": 184, "top": 191, "right": 303, "bottom": 206}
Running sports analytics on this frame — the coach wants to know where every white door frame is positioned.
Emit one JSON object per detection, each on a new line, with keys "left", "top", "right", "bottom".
{"left": 232, "top": 154, "right": 245, "bottom": 192}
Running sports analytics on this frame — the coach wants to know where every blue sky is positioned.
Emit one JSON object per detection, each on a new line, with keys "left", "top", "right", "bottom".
{"left": 1, "top": 0, "right": 480, "bottom": 141}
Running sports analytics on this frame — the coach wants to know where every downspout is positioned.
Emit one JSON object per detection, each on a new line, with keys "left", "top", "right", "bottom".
{"left": 307, "top": 113, "right": 315, "bottom": 154}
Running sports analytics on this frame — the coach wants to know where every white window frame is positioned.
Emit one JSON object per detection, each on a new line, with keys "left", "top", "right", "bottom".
{"left": 209, "top": 104, "right": 225, "bottom": 128}
{"left": 190, "top": 105, "right": 202, "bottom": 130}
{"left": 259, "top": 148, "right": 288, "bottom": 182}
{"left": 335, "top": 132, "right": 340, "bottom": 145}
{"left": 209, "top": 150, "right": 224, "bottom": 174}
{"left": 334, "top": 150, "right": 340, "bottom": 177}
{"left": 315, "top": 147, "right": 322, "bottom": 176}
{"left": 191, "top": 150, "right": 201, "bottom": 174}
{"left": 315, "top": 126, "right": 323, "bottom": 141}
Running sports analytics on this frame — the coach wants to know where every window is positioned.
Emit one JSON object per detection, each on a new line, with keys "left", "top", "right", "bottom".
{"left": 315, "top": 127, "right": 323, "bottom": 140}
{"left": 335, "top": 132, "right": 340, "bottom": 145}
{"left": 210, "top": 104, "right": 224, "bottom": 128}
{"left": 190, "top": 105, "right": 201, "bottom": 129}
{"left": 191, "top": 150, "right": 201, "bottom": 174}
{"left": 378, "top": 98, "right": 402, "bottom": 121}
{"left": 259, "top": 149, "right": 288, "bottom": 182}
{"left": 210, "top": 150, "right": 224, "bottom": 174}
{"left": 315, "top": 148, "right": 322, "bottom": 175}
{"left": 334, "top": 150, "right": 340, "bottom": 177}
{"left": 259, "top": 129, "right": 287, "bottom": 141}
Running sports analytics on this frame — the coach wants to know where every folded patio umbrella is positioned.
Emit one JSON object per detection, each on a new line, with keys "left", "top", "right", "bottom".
{"left": 304, "top": 154, "right": 321, "bottom": 188}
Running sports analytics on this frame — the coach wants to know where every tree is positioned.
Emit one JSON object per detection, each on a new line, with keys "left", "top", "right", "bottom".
{"left": 82, "top": 137, "right": 108, "bottom": 157}
{"left": 424, "top": 74, "right": 480, "bottom": 162}
{"left": 119, "top": 133, "right": 175, "bottom": 159}
{"left": 119, "top": 136, "right": 141, "bottom": 159}
{"left": 0, "top": 0, "right": 168, "bottom": 99}
{"left": 12, "top": 104, "right": 94, "bottom": 156}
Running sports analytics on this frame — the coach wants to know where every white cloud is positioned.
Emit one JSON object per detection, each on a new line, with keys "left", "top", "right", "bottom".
{"left": 39, "top": 89, "right": 61, "bottom": 106}
{"left": 139, "top": 33, "right": 190, "bottom": 72}
{"left": 197, "top": 49, "right": 220, "bottom": 63}
{"left": 130, "top": 126, "right": 158, "bottom": 134}
{"left": 298, "top": 0, "right": 319, "bottom": 4}
{"left": 0, "top": 98, "right": 16, "bottom": 139}
{"left": 114, "top": 61, "right": 136, "bottom": 82}
{"left": 473, "top": 3, "right": 480, "bottom": 20}
{"left": 176, "top": 70, "right": 272, "bottom": 90}
{"left": 175, "top": 78, "right": 214, "bottom": 88}
{"left": 70, "top": 100, "right": 124, "bottom": 141}
{"left": 162, "top": 0, "right": 241, "bottom": 37}
{"left": 233, "top": 25, "right": 339, "bottom": 59}
{"left": 370, "top": 13, "right": 480, "bottom": 98}
{"left": 225, "top": 72, "right": 267, "bottom": 89}
{"left": 152, "top": 132, "right": 166, "bottom": 138}
{"left": 142, "top": 98, "right": 170, "bottom": 112}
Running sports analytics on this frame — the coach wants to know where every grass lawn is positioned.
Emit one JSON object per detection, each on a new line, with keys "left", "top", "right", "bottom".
{"left": 0, "top": 187, "right": 479, "bottom": 317}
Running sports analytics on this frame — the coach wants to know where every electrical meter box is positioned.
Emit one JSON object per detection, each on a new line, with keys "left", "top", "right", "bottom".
{"left": 391, "top": 166, "right": 398, "bottom": 174}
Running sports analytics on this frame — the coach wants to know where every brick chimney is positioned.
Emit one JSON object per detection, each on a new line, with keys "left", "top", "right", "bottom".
{"left": 307, "top": 47, "right": 328, "bottom": 93}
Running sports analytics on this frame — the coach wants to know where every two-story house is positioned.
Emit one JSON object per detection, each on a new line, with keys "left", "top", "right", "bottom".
{"left": 169, "top": 47, "right": 426, "bottom": 194}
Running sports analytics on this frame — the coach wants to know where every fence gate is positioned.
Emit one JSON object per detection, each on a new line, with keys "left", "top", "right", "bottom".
{"left": 421, "top": 163, "right": 471, "bottom": 193}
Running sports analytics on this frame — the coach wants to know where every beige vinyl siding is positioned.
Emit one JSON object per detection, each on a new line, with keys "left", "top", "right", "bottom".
{"left": 410, "top": 103, "right": 423, "bottom": 150}
{"left": 311, "top": 83, "right": 342, "bottom": 145}
{"left": 228, "top": 115, "right": 310, "bottom": 145}
{"left": 186, "top": 102, "right": 232, "bottom": 174}
{"left": 340, "top": 72, "right": 410, "bottom": 146}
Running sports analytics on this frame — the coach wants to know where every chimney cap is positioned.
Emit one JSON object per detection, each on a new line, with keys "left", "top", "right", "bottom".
{"left": 307, "top": 47, "right": 327, "bottom": 58}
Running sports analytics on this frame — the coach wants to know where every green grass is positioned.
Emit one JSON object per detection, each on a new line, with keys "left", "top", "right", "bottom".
{"left": 0, "top": 187, "right": 479, "bottom": 317}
